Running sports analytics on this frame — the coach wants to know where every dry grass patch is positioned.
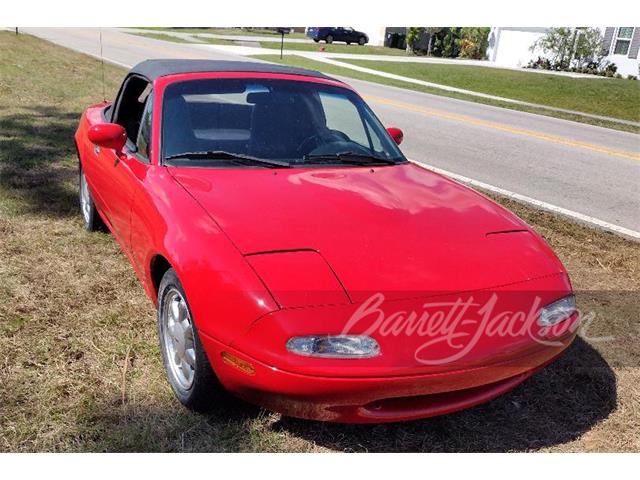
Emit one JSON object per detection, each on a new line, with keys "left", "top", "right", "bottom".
{"left": 0, "top": 32, "right": 638, "bottom": 452}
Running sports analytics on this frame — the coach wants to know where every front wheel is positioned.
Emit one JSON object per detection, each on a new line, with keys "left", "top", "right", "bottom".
{"left": 79, "top": 166, "right": 104, "bottom": 231}
{"left": 157, "top": 268, "right": 219, "bottom": 412}
{"left": 358, "top": 36, "right": 366, "bottom": 45}
{"left": 325, "top": 35, "right": 333, "bottom": 44}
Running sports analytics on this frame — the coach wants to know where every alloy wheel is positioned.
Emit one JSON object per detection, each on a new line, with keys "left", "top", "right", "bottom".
{"left": 162, "top": 288, "right": 197, "bottom": 390}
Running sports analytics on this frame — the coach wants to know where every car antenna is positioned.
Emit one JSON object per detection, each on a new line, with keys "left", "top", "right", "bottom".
{"left": 99, "top": 28, "right": 106, "bottom": 102}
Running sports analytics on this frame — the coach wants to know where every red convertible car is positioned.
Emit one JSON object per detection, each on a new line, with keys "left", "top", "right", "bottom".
{"left": 75, "top": 59, "right": 579, "bottom": 423}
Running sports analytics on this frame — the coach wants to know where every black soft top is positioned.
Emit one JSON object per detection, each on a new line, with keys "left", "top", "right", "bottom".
{"left": 129, "top": 59, "right": 333, "bottom": 81}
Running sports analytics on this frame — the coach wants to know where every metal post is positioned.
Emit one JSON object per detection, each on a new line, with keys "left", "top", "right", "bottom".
{"left": 280, "top": 31, "right": 284, "bottom": 59}
{"left": 15, "top": 28, "right": 19, "bottom": 35}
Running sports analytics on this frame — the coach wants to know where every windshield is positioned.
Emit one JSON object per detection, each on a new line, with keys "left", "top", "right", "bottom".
{"left": 161, "top": 78, "right": 406, "bottom": 167}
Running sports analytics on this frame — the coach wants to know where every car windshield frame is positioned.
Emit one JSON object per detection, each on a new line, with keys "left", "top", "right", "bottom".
{"left": 159, "top": 77, "right": 407, "bottom": 169}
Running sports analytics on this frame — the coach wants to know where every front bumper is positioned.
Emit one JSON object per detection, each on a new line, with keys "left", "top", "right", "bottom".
{"left": 200, "top": 325, "right": 576, "bottom": 423}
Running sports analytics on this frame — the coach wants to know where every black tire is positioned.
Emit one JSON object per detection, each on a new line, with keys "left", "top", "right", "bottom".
{"left": 313, "top": 38, "right": 319, "bottom": 43}
{"left": 346, "top": 41, "right": 351, "bottom": 45}
{"left": 79, "top": 165, "right": 104, "bottom": 232}
{"left": 157, "top": 268, "right": 220, "bottom": 412}
{"left": 358, "top": 36, "right": 366, "bottom": 45}
{"left": 325, "top": 35, "right": 333, "bottom": 44}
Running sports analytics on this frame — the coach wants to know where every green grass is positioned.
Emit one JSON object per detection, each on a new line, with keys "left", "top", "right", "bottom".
{"left": 1, "top": 32, "right": 640, "bottom": 452}
{"left": 252, "top": 55, "right": 640, "bottom": 133}
{"left": 137, "top": 27, "right": 308, "bottom": 39}
{"left": 133, "top": 31, "right": 254, "bottom": 47}
{"left": 259, "top": 41, "right": 410, "bottom": 56}
{"left": 130, "top": 32, "right": 197, "bottom": 44}
{"left": 194, "top": 36, "right": 243, "bottom": 46}
{"left": 130, "top": 32, "right": 240, "bottom": 46}
{"left": 342, "top": 59, "right": 640, "bottom": 123}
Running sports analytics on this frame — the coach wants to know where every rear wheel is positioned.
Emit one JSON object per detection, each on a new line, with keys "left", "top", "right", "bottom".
{"left": 79, "top": 166, "right": 104, "bottom": 231}
{"left": 325, "top": 35, "right": 333, "bottom": 44}
{"left": 158, "top": 268, "right": 219, "bottom": 412}
{"left": 313, "top": 38, "right": 319, "bottom": 43}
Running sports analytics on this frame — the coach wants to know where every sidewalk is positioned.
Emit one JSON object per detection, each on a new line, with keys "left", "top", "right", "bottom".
{"left": 295, "top": 53, "right": 608, "bottom": 79}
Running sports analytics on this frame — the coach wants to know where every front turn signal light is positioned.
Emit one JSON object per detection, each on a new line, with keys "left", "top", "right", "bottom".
{"left": 221, "top": 351, "right": 256, "bottom": 376}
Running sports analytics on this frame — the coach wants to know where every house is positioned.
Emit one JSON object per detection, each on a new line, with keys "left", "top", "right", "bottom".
{"left": 601, "top": 27, "right": 640, "bottom": 77}
{"left": 486, "top": 27, "right": 640, "bottom": 77}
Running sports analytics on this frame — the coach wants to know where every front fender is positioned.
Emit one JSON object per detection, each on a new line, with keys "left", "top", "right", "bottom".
{"left": 131, "top": 166, "right": 279, "bottom": 344}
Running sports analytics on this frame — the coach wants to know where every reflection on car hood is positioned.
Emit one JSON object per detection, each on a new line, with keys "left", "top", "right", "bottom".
{"left": 169, "top": 163, "right": 565, "bottom": 301}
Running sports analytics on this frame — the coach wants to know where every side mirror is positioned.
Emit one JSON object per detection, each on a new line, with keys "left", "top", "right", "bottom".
{"left": 386, "top": 127, "right": 404, "bottom": 145}
{"left": 88, "top": 123, "right": 127, "bottom": 153}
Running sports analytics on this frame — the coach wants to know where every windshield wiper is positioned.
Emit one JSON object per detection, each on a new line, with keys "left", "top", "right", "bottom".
{"left": 303, "top": 151, "right": 398, "bottom": 166}
{"left": 164, "top": 150, "right": 290, "bottom": 168}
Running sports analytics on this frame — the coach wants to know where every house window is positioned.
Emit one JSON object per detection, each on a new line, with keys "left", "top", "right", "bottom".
{"left": 613, "top": 27, "right": 634, "bottom": 55}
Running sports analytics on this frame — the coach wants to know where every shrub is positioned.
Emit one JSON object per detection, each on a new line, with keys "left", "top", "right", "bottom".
{"left": 432, "top": 28, "right": 462, "bottom": 57}
{"left": 526, "top": 55, "right": 621, "bottom": 79}
{"left": 406, "top": 27, "right": 423, "bottom": 53}
{"left": 526, "top": 56, "right": 552, "bottom": 70}
{"left": 457, "top": 27, "right": 490, "bottom": 59}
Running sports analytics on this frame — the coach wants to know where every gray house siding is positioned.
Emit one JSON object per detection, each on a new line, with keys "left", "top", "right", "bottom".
{"left": 629, "top": 28, "right": 640, "bottom": 59}
{"left": 602, "top": 27, "right": 615, "bottom": 54}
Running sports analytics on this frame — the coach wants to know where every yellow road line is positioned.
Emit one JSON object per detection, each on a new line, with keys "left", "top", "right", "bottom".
{"left": 363, "top": 94, "right": 640, "bottom": 162}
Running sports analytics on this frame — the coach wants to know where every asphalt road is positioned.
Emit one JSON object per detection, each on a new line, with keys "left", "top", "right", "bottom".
{"left": 18, "top": 28, "right": 640, "bottom": 235}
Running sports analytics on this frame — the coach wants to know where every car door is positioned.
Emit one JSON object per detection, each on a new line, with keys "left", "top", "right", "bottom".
{"left": 343, "top": 28, "right": 356, "bottom": 43}
{"left": 98, "top": 75, "right": 153, "bottom": 253}
{"left": 82, "top": 106, "right": 114, "bottom": 216}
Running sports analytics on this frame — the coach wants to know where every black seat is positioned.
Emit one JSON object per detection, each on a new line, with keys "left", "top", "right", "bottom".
{"left": 163, "top": 95, "right": 197, "bottom": 157}
{"left": 249, "top": 95, "right": 317, "bottom": 159}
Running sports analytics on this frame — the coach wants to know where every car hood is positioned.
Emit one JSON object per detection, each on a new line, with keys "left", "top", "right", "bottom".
{"left": 169, "top": 163, "right": 565, "bottom": 302}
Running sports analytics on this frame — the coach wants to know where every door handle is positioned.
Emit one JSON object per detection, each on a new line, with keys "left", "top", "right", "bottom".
{"left": 94, "top": 145, "right": 100, "bottom": 155}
